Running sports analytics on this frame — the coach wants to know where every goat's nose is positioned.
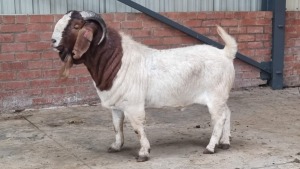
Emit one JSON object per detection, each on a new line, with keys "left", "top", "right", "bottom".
{"left": 51, "top": 39, "right": 56, "bottom": 43}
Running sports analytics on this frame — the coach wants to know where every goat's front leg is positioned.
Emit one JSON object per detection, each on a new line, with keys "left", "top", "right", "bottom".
{"left": 204, "top": 104, "right": 227, "bottom": 154}
{"left": 108, "top": 109, "right": 125, "bottom": 153}
{"left": 125, "top": 107, "right": 150, "bottom": 162}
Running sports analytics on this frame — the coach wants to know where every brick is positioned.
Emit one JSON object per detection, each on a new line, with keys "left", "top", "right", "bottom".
{"left": 15, "top": 52, "right": 41, "bottom": 60}
{"left": 43, "top": 87, "right": 66, "bottom": 95}
{"left": 126, "top": 13, "right": 138, "bottom": 21}
{"left": 194, "top": 27, "right": 210, "bottom": 34}
{"left": 29, "top": 79, "right": 54, "bottom": 88}
{"left": 28, "top": 60, "right": 53, "bottom": 69}
{"left": 69, "top": 67, "right": 89, "bottom": 76}
{"left": 15, "top": 15, "right": 28, "bottom": 23}
{"left": 27, "top": 42, "right": 50, "bottom": 51}
{"left": 181, "top": 36, "right": 199, "bottom": 44}
{"left": 2, "top": 61, "right": 27, "bottom": 71}
{"left": 0, "top": 24, "right": 26, "bottom": 33}
{"left": 43, "top": 69, "right": 60, "bottom": 78}
{"left": 102, "top": 14, "right": 114, "bottom": 21}
{"left": 202, "top": 20, "right": 219, "bottom": 27}
{"left": 238, "top": 35, "right": 255, "bottom": 42}
{"left": 32, "top": 97, "right": 53, "bottom": 105}
{"left": 256, "top": 19, "right": 271, "bottom": 25}
{"left": 0, "top": 53, "right": 15, "bottom": 61}
{"left": 106, "top": 21, "right": 121, "bottom": 30}
{"left": 40, "top": 32, "right": 52, "bottom": 41}
{"left": 255, "top": 49, "right": 271, "bottom": 56}
{"left": 206, "top": 12, "right": 225, "bottom": 19}
{"left": 163, "top": 37, "right": 182, "bottom": 45}
{"left": 142, "top": 38, "right": 162, "bottom": 46}
{"left": 247, "top": 42, "right": 264, "bottom": 48}
{"left": 0, "top": 72, "right": 16, "bottom": 80}
{"left": 240, "top": 19, "right": 257, "bottom": 26}
{"left": 17, "top": 70, "right": 42, "bottom": 79}
{"left": 1, "top": 81, "right": 28, "bottom": 90}
{"left": 41, "top": 15, "right": 54, "bottom": 23}
{"left": 247, "top": 27, "right": 264, "bottom": 34}
{"left": 16, "top": 33, "right": 40, "bottom": 42}
{"left": 27, "top": 23, "right": 53, "bottom": 32}
{"left": 228, "top": 27, "right": 247, "bottom": 34}
{"left": 23, "top": 89, "right": 42, "bottom": 96}
{"left": 184, "top": 20, "right": 202, "bottom": 27}
{"left": 0, "top": 34, "right": 14, "bottom": 43}
{"left": 77, "top": 76, "right": 92, "bottom": 84}
{"left": 56, "top": 77, "right": 77, "bottom": 86}
{"left": 29, "top": 15, "right": 42, "bottom": 23}
{"left": 256, "top": 34, "right": 271, "bottom": 41}
{"left": 114, "top": 13, "right": 126, "bottom": 21}
{"left": 121, "top": 21, "right": 143, "bottom": 29}
{"left": 153, "top": 28, "right": 182, "bottom": 37}
{"left": 197, "top": 13, "right": 207, "bottom": 19}
{"left": 131, "top": 29, "right": 152, "bottom": 38}
{"left": 1, "top": 43, "right": 26, "bottom": 53}
{"left": 2, "top": 16, "right": 15, "bottom": 23}
{"left": 221, "top": 19, "right": 238, "bottom": 26}
{"left": 42, "top": 51, "right": 57, "bottom": 59}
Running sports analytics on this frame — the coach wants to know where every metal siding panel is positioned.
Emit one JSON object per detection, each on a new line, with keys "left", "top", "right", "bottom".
{"left": 50, "top": 0, "right": 67, "bottom": 14}
{"left": 1, "top": 0, "right": 16, "bottom": 14}
{"left": 105, "top": 0, "right": 116, "bottom": 13}
{"left": 214, "top": 0, "right": 221, "bottom": 11}
{"left": 83, "top": 0, "right": 100, "bottom": 13}
{"left": 164, "top": 0, "right": 174, "bottom": 12}
{"left": 67, "top": 0, "right": 84, "bottom": 11}
{"left": 0, "top": 0, "right": 15, "bottom": 14}
{"left": 15, "top": 0, "right": 33, "bottom": 14}
{"left": 33, "top": 0, "right": 50, "bottom": 14}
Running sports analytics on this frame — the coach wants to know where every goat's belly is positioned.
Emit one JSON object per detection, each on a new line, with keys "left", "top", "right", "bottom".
{"left": 145, "top": 87, "right": 208, "bottom": 108}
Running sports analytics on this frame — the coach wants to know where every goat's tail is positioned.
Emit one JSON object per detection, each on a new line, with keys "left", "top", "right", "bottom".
{"left": 217, "top": 25, "right": 237, "bottom": 60}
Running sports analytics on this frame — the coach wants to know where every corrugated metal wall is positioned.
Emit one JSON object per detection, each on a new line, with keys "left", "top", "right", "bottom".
{"left": 0, "top": 0, "right": 265, "bottom": 14}
{"left": 287, "top": 0, "right": 300, "bottom": 11}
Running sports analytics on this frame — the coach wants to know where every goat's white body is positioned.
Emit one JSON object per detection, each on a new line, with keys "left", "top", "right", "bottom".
{"left": 97, "top": 33, "right": 234, "bottom": 110}
{"left": 94, "top": 27, "right": 236, "bottom": 158}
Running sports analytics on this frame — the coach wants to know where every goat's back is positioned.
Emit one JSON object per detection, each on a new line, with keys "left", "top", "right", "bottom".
{"left": 145, "top": 45, "right": 235, "bottom": 108}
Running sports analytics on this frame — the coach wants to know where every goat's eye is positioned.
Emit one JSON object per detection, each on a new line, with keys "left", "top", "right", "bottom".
{"left": 74, "top": 25, "right": 80, "bottom": 29}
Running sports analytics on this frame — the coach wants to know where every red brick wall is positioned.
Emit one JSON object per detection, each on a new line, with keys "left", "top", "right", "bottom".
{"left": 0, "top": 11, "right": 277, "bottom": 111}
{"left": 285, "top": 12, "right": 300, "bottom": 86}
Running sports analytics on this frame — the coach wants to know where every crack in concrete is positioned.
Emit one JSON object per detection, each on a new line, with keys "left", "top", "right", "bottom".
{"left": 251, "top": 158, "right": 300, "bottom": 169}
{"left": 22, "top": 115, "right": 93, "bottom": 169}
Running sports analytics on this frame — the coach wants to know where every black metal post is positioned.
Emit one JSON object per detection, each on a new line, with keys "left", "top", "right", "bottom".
{"left": 117, "top": 0, "right": 271, "bottom": 74}
{"left": 270, "top": 0, "right": 286, "bottom": 89}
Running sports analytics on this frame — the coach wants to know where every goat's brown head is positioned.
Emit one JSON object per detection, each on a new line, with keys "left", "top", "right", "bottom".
{"left": 51, "top": 10, "right": 106, "bottom": 78}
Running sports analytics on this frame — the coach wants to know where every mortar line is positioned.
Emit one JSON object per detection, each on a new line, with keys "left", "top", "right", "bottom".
{"left": 22, "top": 116, "right": 93, "bottom": 169}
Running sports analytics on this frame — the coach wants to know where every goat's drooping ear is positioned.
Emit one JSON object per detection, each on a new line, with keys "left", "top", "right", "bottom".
{"left": 72, "top": 25, "right": 94, "bottom": 59}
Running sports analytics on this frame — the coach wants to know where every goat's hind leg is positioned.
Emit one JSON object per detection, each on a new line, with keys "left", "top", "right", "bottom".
{"left": 108, "top": 109, "right": 125, "bottom": 153}
{"left": 204, "top": 103, "right": 227, "bottom": 154}
{"left": 218, "top": 104, "right": 231, "bottom": 150}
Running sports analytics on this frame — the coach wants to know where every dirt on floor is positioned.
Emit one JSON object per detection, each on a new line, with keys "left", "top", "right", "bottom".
{"left": 0, "top": 87, "right": 300, "bottom": 169}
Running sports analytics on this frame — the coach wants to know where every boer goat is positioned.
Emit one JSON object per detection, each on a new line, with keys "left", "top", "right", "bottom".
{"left": 51, "top": 10, "right": 237, "bottom": 162}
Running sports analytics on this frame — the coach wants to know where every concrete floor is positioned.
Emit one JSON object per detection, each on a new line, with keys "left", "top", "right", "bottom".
{"left": 0, "top": 87, "right": 300, "bottom": 169}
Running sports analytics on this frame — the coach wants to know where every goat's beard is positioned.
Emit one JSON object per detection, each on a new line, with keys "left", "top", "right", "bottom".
{"left": 59, "top": 54, "right": 73, "bottom": 79}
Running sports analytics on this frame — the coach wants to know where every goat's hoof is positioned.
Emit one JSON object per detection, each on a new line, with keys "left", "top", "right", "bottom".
{"left": 218, "top": 144, "right": 230, "bottom": 150}
{"left": 107, "top": 147, "right": 121, "bottom": 153}
{"left": 136, "top": 156, "right": 149, "bottom": 162}
{"left": 203, "top": 149, "right": 214, "bottom": 154}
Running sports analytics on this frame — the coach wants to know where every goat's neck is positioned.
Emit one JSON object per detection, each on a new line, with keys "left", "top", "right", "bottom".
{"left": 84, "top": 28, "right": 123, "bottom": 91}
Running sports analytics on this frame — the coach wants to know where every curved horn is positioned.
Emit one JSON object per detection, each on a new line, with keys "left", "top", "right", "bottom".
{"left": 80, "top": 11, "right": 107, "bottom": 45}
